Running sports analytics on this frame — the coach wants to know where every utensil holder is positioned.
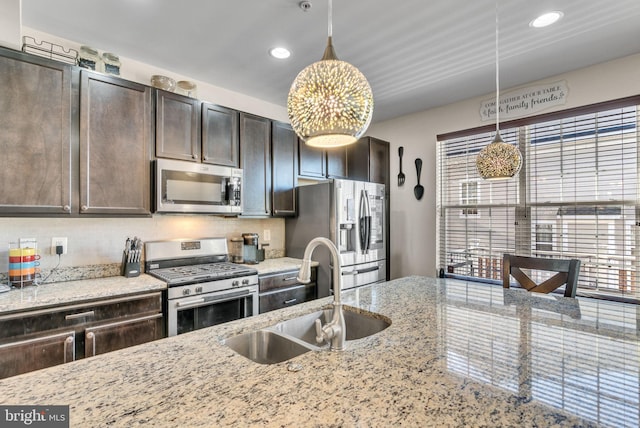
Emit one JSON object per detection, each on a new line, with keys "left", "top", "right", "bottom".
{"left": 121, "top": 251, "right": 140, "bottom": 278}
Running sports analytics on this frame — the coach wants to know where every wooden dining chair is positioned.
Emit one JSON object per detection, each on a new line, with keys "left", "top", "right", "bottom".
{"left": 502, "top": 253, "right": 581, "bottom": 298}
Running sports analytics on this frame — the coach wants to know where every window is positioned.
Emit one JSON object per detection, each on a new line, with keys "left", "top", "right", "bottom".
{"left": 437, "top": 97, "right": 640, "bottom": 301}
{"left": 460, "top": 180, "right": 479, "bottom": 216}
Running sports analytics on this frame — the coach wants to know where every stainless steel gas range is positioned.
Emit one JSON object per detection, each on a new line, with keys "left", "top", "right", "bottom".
{"left": 145, "top": 238, "right": 258, "bottom": 336}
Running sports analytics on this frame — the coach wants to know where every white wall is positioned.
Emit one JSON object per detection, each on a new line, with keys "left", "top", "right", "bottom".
{"left": 369, "top": 52, "right": 640, "bottom": 279}
{"left": 0, "top": 0, "right": 20, "bottom": 50}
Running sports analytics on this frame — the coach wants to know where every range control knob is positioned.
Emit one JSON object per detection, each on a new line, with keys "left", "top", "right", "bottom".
{"left": 182, "top": 289, "right": 191, "bottom": 296}
{"left": 195, "top": 286, "right": 203, "bottom": 293}
{"left": 232, "top": 280, "right": 240, "bottom": 287}
{"left": 242, "top": 279, "right": 250, "bottom": 285}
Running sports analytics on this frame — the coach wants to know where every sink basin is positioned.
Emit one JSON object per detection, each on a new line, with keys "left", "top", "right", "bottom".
{"left": 223, "top": 330, "right": 311, "bottom": 365}
{"left": 223, "top": 306, "right": 391, "bottom": 364}
{"left": 272, "top": 307, "right": 391, "bottom": 346}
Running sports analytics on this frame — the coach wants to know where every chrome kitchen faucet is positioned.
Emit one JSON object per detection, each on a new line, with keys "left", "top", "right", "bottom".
{"left": 297, "top": 237, "right": 346, "bottom": 351}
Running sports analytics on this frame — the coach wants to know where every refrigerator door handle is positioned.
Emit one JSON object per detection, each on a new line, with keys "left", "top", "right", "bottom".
{"left": 342, "top": 265, "right": 380, "bottom": 276}
{"left": 359, "top": 189, "right": 372, "bottom": 254}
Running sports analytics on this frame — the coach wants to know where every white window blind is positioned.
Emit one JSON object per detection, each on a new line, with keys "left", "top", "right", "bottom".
{"left": 437, "top": 101, "right": 639, "bottom": 301}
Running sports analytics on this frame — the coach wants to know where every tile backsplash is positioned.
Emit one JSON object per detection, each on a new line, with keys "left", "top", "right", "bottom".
{"left": 0, "top": 215, "right": 285, "bottom": 283}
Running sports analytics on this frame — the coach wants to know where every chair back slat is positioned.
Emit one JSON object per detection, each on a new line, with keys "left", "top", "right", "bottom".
{"left": 503, "top": 253, "right": 581, "bottom": 298}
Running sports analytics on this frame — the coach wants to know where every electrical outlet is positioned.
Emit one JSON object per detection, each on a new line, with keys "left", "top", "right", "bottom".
{"left": 51, "top": 237, "right": 68, "bottom": 255}
{"left": 263, "top": 229, "right": 271, "bottom": 241}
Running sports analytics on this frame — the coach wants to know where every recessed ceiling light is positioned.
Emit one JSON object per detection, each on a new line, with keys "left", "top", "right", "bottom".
{"left": 530, "top": 11, "right": 564, "bottom": 28}
{"left": 269, "top": 47, "right": 291, "bottom": 59}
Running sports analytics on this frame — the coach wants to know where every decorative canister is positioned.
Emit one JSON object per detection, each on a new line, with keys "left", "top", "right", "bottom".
{"left": 102, "top": 52, "right": 121, "bottom": 76}
{"left": 78, "top": 45, "right": 100, "bottom": 70}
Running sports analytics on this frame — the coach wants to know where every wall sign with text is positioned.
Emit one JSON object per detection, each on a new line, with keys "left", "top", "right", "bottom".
{"left": 480, "top": 80, "right": 569, "bottom": 122}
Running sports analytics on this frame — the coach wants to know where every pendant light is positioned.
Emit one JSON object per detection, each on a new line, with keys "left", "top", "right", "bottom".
{"left": 287, "top": 0, "right": 373, "bottom": 148}
{"left": 476, "top": 2, "right": 523, "bottom": 180}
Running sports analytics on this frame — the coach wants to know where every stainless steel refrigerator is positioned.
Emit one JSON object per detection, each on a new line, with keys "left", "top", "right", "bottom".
{"left": 285, "top": 179, "right": 387, "bottom": 297}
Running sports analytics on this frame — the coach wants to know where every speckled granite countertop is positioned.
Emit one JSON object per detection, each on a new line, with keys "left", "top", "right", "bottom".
{"left": 1, "top": 276, "right": 637, "bottom": 427}
{"left": 0, "top": 257, "right": 308, "bottom": 315}
{"left": 0, "top": 274, "right": 166, "bottom": 314}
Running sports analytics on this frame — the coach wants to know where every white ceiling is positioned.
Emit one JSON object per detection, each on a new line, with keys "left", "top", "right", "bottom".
{"left": 21, "top": 0, "right": 640, "bottom": 123}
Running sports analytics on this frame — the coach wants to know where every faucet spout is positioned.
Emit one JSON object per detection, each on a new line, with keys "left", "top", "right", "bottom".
{"left": 297, "top": 237, "right": 346, "bottom": 351}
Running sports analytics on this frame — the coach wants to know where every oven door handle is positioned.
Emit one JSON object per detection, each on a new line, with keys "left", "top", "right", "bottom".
{"left": 176, "top": 298, "right": 206, "bottom": 308}
{"left": 174, "top": 289, "right": 255, "bottom": 310}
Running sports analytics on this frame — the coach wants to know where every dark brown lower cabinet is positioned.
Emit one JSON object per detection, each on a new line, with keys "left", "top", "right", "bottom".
{"left": 259, "top": 268, "right": 317, "bottom": 313}
{"left": 84, "top": 313, "right": 163, "bottom": 357}
{"left": 259, "top": 284, "right": 317, "bottom": 314}
{"left": 0, "top": 331, "right": 75, "bottom": 379}
{"left": 0, "top": 292, "right": 164, "bottom": 379}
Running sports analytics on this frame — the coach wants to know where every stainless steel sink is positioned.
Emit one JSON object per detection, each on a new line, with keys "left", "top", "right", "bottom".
{"left": 223, "top": 306, "right": 391, "bottom": 364}
{"left": 223, "top": 330, "right": 311, "bottom": 365}
{"left": 273, "top": 307, "right": 391, "bottom": 346}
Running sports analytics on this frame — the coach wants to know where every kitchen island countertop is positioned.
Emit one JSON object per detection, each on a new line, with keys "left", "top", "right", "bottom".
{"left": 0, "top": 276, "right": 637, "bottom": 427}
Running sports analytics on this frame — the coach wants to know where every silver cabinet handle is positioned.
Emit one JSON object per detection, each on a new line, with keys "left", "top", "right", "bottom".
{"left": 81, "top": 205, "right": 88, "bottom": 211}
{"left": 86, "top": 331, "right": 96, "bottom": 357}
{"left": 282, "top": 276, "right": 298, "bottom": 281}
{"left": 64, "top": 335, "right": 75, "bottom": 363}
{"left": 63, "top": 205, "right": 71, "bottom": 212}
{"left": 65, "top": 310, "right": 95, "bottom": 320}
{"left": 284, "top": 298, "right": 297, "bottom": 305}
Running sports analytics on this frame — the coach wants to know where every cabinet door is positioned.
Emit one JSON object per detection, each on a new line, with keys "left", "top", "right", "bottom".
{"left": 0, "top": 331, "right": 75, "bottom": 379}
{"left": 326, "top": 146, "right": 348, "bottom": 178}
{"left": 79, "top": 71, "right": 152, "bottom": 215}
{"left": 202, "top": 102, "right": 239, "bottom": 167}
{"left": 155, "top": 90, "right": 200, "bottom": 161}
{"left": 271, "top": 121, "right": 297, "bottom": 216}
{"left": 84, "top": 314, "right": 163, "bottom": 357}
{"left": 347, "top": 137, "right": 390, "bottom": 186}
{"left": 0, "top": 48, "right": 74, "bottom": 215}
{"left": 240, "top": 113, "right": 271, "bottom": 217}
{"left": 298, "top": 140, "right": 326, "bottom": 178}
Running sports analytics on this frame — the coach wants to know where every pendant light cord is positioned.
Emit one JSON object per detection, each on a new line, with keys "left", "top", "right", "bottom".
{"left": 495, "top": 1, "right": 500, "bottom": 134}
{"left": 328, "top": 0, "right": 333, "bottom": 38}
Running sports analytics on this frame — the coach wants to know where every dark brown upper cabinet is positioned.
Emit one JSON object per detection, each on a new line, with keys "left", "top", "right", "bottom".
{"left": 0, "top": 47, "right": 152, "bottom": 217}
{"left": 298, "top": 142, "right": 348, "bottom": 179}
{"left": 0, "top": 48, "right": 74, "bottom": 215}
{"left": 79, "top": 71, "right": 153, "bottom": 215}
{"left": 240, "top": 112, "right": 272, "bottom": 217}
{"left": 347, "top": 136, "right": 390, "bottom": 187}
{"left": 326, "top": 146, "right": 348, "bottom": 179}
{"left": 298, "top": 141, "right": 326, "bottom": 178}
{"left": 202, "top": 102, "right": 239, "bottom": 167}
{"left": 271, "top": 121, "right": 298, "bottom": 217}
{"left": 155, "top": 93, "right": 240, "bottom": 168}
{"left": 154, "top": 90, "right": 200, "bottom": 161}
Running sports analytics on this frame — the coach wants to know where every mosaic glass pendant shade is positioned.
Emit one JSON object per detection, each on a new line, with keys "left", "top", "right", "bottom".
{"left": 287, "top": 1, "right": 373, "bottom": 148}
{"left": 476, "top": 131, "right": 523, "bottom": 180}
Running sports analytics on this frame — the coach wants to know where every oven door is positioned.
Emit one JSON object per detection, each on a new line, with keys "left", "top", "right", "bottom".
{"left": 167, "top": 285, "right": 258, "bottom": 336}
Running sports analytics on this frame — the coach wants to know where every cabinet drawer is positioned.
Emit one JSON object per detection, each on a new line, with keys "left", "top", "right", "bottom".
{"left": 259, "top": 283, "right": 317, "bottom": 314}
{"left": 259, "top": 268, "right": 317, "bottom": 293}
{"left": 85, "top": 313, "right": 163, "bottom": 357}
{"left": 0, "top": 292, "right": 162, "bottom": 340}
{"left": 0, "top": 331, "right": 75, "bottom": 379}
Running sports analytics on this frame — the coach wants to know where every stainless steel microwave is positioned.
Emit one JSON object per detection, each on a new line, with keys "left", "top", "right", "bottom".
{"left": 155, "top": 158, "right": 243, "bottom": 215}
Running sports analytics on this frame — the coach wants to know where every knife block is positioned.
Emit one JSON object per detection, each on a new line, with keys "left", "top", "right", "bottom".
{"left": 121, "top": 251, "right": 140, "bottom": 278}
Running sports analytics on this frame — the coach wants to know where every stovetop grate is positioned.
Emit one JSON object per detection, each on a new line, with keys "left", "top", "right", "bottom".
{"left": 148, "top": 262, "right": 257, "bottom": 285}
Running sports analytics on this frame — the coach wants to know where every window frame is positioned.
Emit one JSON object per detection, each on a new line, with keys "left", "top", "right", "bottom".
{"left": 437, "top": 95, "right": 640, "bottom": 303}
